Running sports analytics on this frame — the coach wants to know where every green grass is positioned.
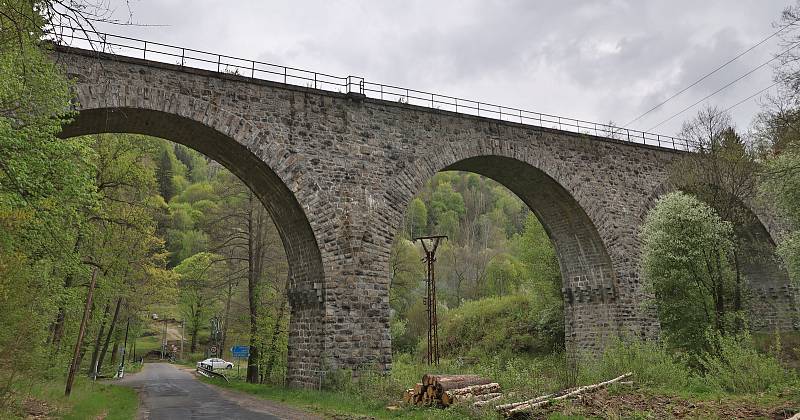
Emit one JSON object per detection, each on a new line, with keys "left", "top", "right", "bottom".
{"left": 201, "top": 376, "right": 486, "bottom": 419}
{"left": 199, "top": 347, "right": 800, "bottom": 420}
{"left": 5, "top": 376, "right": 137, "bottom": 419}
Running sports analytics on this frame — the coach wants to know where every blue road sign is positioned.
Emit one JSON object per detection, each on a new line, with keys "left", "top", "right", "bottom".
{"left": 231, "top": 345, "right": 249, "bottom": 358}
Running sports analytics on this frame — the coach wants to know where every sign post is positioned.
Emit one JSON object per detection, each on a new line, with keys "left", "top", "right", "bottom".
{"left": 231, "top": 345, "right": 249, "bottom": 380}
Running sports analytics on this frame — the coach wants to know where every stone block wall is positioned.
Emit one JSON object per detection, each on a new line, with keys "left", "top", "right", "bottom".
{"left": 55, "top": 46, "right": 796, "bottom": 387}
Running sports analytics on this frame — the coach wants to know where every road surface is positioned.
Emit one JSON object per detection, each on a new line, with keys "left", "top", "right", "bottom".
{"left": 117, "top": 363, "right": 317, "bottom": 420}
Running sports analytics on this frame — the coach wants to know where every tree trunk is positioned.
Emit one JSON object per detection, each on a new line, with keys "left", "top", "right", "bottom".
{"left": 97, "top": 297, "right": 122, "bottom": 373}
{"left": 65, "top": 266, "right": 99, "bottom": 396}
{"left": 190, "top": 323, "right": 199, "bottom": 353}
{"left": 51, "top": 237, "right": 82, "bottom": 351}
{"left": 109, "top": 339, "right": 120, "bottom": 368}
{"left": 221, "top": 280, "right": 232, "bottom": 357}
{"left": 714, "top": 253, "right": 726, "bottom": 334}
{"left": 246, "top": 193, "right": 266, "bottom": 383}
{"left": 50, "top": 307, "right": 67, "bottom": 349}
{"left": 88, "top": 302, "right": 111, "bottom": 377}
{"left": 264, "top": 301, "right": 287, "bottom": 380}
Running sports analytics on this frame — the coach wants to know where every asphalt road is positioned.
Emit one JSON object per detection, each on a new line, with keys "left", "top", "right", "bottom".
{"left": 117, "top": 363, "right": 308, "bottom": 420}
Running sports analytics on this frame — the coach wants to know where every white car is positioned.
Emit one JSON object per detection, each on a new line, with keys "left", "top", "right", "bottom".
{"left": 197, "top": 358, "right": 233, "bottom": 370}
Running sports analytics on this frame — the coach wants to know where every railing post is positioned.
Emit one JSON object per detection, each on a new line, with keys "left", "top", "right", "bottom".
{"left": 380, "top": 84, "right": 383, "bottom": 100}
{"left": 181, "top": 48, "right": 185, "bottom": 66}
{"left": 431, "top": 93, "right": 435, "bottom": 108}
{"left": 477, "top": 102, "right": 480, "bottom": 116}
{"left": 143, "top": 41, "right": 147, "bottom": 59}
{"left": 360, "top": 80, "right": 364, "bottom": 94}
{"left": 314, "top": 73, "right": 317, "bottom": 89}
{"left": 519, "top": 109, "right": 523, "bottom": 123}
{"left": 251, "top": 61, "right": 255, "bottom": 78}
{"left": 499, "top": 107, "right": 502, "bottom": 121}
{"left": 406, "top": 88, "right": 409, "bottom": 104}
{"left": 657, "top": 134, "right": 661, "bottom": 148}
{"left": 454, "top": 98, "right": 458, "bottom": 113}
{"left": 217, "top": 55, "right": 221, "bottom": 72}
{"left": 558, "top": 116, "right": 561, "bottom": 130}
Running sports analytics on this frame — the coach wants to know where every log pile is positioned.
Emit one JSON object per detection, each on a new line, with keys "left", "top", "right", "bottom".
{"left": 402, "top": 371, "right": 632, "bottom": 416}
{"left": 402, "top": 374, "right": 502, "bottom": 407}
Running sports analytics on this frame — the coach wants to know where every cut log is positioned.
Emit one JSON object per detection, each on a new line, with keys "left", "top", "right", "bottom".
{"left": 402, "top": 388, "right": 412, "bottom": 404}
{"left": 473, "top": 393, "right": 504, "bottom": 407}
{"left": 446, "top": 382, "right": 501, "bottom": 396}
{"left": 423, "top": 374, "right": 491, "bottom": 389}
{"left": 449, "top": 392, "right": 503, "bottom": 405}
{"left": 503, "top": 372, "right": 632, "bottom": 416}
{"left": 413, "top": 382, "right": 424, "bottom": 395}
{"left": 436, "top": 375, "right": 493, "bottom": 392}
{"left": 496, "top": 391, "right": 556, "bottom": 412}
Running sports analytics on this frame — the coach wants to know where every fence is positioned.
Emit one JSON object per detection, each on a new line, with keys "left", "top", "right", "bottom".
{"left": 46, "top": 25, "right": 689, "bottom": 151}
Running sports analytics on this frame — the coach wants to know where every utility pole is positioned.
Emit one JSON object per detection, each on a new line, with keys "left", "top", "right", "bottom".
{"left": 65, "top": 266, "right": 99, "bottom": 397}
{"left": 414, "top": 235, "right": 447, "bottom": 366}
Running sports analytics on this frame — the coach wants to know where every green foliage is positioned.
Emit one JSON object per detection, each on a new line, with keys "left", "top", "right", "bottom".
{"left": 389, "top": 238, "right": 424, "bottom": 317}
{"left": 640, "top": 192, "right": 740, "bottom": 355}
{"left": 439, "top": 293, "right": 564, "bottom": 359}
{"left": 428, "top": 181, "right": 465, "bottom": 234}
{"left": 762, "top": 151, "right": 800, "bottom": 284}
{"left": 581, "top": 339, "right": 691, "bottom": 390}
{"left": 698, "top": 331, "right": 796, "bottom": 394}
{"left": 511, "top": 213, "right": 561, "bottom": 294}
{"left": 0, "top": 1, "right": 102, "bottom": 407}
{"left": 175, "top": 252, "right": 222, "bottom": 351}
{"left": 404, "top": 197, "right": 428, "bottom": 238}
{"left": 2, "top": 376, "right": 137, "bottom": 420}
{"left": 484, "top": 253, "right": 524, "bottom": 296}
{"left": 157, "top": 147, "right": 177, "bottom": 201}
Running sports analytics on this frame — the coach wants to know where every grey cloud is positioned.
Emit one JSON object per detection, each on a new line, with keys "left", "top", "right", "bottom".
{"left": 95, "top": 0, "right": 790, "bottom": 135}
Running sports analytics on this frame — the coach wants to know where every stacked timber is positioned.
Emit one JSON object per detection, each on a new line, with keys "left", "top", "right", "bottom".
{"left": 402, "top": 374, "right": 502, "bottom": 407}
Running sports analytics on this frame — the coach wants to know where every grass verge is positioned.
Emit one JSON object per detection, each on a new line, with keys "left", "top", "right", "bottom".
{"left": 201, "top": 376, "right": 485, "bottom": 419}
{"left": 3, "top": 376, "right": 137, "bottom": 419}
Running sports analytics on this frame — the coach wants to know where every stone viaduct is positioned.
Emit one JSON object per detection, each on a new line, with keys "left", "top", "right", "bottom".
{"left": 53, "top": 45, "right": 798, "bottom": 387}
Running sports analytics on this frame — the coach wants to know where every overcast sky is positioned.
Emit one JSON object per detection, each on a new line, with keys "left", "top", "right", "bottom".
{"left": 85, "top": 0, "right": 792, "bottom": 137}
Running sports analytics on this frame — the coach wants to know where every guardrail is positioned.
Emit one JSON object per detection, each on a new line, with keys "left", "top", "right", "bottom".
{"left": 45, "top": 25, "right": 689, "bottom": 151}
{"left": 196, "top": 364, "right": 229, "bottom": 383}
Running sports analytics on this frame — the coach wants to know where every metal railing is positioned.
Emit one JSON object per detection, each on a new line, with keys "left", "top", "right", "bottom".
{"left": 46, "top": 25, "right": 689, "bottom": 151}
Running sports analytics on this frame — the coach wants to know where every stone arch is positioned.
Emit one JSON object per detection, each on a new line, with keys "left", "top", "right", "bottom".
{"left": 59, "top": 103, "right": 328, "bottom": 385}
{"left": 385, "top": 144, "right": 633, "bottom": 356}
{"left": 639, "top": 182, "right": 798, "bottom": 332}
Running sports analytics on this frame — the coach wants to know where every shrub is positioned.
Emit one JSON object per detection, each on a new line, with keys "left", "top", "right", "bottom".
{"left": 699, "top": 331, "right": 796, "bottom": 394}
{"left": 438, "top": 293, "right": 563, "bottom": 360}
{"left": 581, "top": 339, "right": 691, "bottom": 391}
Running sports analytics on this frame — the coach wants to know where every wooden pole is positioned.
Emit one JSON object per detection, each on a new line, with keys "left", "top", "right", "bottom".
{"left": 65, "top": 266, "right": 99, "bottom": 396}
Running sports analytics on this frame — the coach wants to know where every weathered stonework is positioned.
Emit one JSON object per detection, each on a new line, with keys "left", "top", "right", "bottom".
{"left": 54, "top": 46, "right": 798, "bottom": 387}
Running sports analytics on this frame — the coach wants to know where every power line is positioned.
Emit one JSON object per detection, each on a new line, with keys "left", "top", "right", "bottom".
{"left": 623, "top": 21, "right": 798, "bottom": 129}
{"left": 722, "top": 81, "right": 779, "bottom": 113}
{"left": 646, "top": 40, "right": 800, "bottom": 131}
